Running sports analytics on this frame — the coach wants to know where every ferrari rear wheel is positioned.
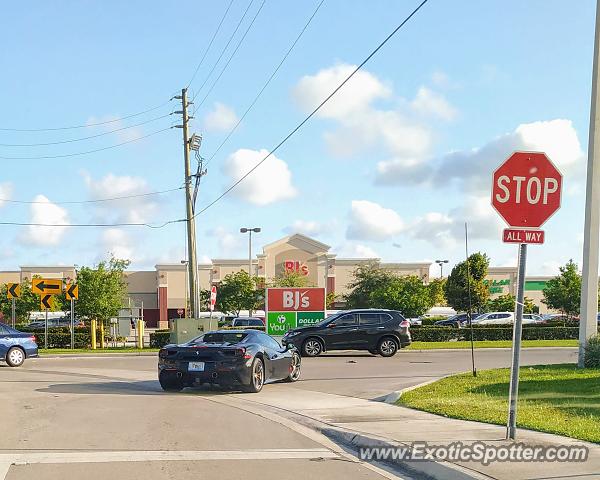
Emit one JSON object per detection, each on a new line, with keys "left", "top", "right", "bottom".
{"left": 159, "top": 371, "right": 184, "bottom": 392}
{"left": 245, "top": 358, "right": 265, "bottom": 393}
{"left": 284, "top": 353, "right": 301, "bottom": 382}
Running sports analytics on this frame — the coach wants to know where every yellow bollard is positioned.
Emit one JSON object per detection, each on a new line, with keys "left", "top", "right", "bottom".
{"left": 100, "top": 322, "right": 105, "bottom": 349}
{"left": 91, "top": 319, "right": 97, "bottom": 350}
{"left": 137, "top": 319, "right": 144, "bottom": 349}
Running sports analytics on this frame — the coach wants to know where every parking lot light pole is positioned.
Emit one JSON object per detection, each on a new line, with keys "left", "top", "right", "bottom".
{"left": 240, "top": 228, "right": 261, "bottom": 278}
{"left": 435, "top": 259, "right": 449, "bottom": 278}
{"left": 240, "top": 228, "right": 261, "bottom": 316}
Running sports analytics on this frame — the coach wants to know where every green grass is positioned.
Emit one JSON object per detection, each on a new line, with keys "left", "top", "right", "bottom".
{"left": 399, "top": 364, "right": 600, "bottom": 443}
{"left": 39, "top": 347, "right": 159, "bottom": 354}
{"left": 408, "top": 340, "right": 578, "bottom": 350}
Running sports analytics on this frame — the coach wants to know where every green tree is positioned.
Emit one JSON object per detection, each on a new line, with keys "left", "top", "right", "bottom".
{"left": 486, "top": 293, "right": 536, "bottom": 314}
{"left": 344, "top": 263, "right": 395, "bottom": 308}
{"left": 428, "top": 278, "right": 447, "bottom": 306}
{"left": 215, "top": 271, "right": 260, "bottom": 315}
{"left": 542, "top": 260, "right": 582, "bottom": 319}
{"left": 75, "top": 257, "right": 131, "bottom": 324}
{"left": 270, "top": 270, "right": 312, "bottom": 287}
{"left": 369, "top": 275, "right": 434, "bottom": 318}
{"left": 444, "top": 253, "right": 490, "bottom": 313}
{"left": 0, "top": 278, "right": 42, "bottom": 324}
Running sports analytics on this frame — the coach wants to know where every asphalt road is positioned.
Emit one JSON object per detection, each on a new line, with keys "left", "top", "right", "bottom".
{"left": 0, "top": 347, "right": 577, "bottom": 479}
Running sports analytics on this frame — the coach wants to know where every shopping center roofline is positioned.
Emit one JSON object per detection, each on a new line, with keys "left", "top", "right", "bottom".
{"left": 262, "top": 233, "right": 331, "bottom": 253}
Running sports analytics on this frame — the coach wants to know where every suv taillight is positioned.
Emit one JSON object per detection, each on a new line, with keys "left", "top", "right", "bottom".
{"left": 400, "top": 320, "right": 410, "bottom": 328}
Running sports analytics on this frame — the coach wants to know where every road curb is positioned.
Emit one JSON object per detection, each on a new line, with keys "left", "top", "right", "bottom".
{"left": 38, "top": 352, "right": 157, "bottom": 358}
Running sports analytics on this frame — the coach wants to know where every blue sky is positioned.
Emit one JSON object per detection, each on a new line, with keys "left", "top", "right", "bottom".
{"left": 0, "top": 0, "right": 596, "bottom": 277}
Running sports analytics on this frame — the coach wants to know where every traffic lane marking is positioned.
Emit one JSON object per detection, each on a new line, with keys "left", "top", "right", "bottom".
{"left": 0, "top": 449, "right": 338, "bottom": 479}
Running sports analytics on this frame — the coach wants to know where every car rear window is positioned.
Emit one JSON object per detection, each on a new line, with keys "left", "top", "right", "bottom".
{"left": 248, "top": 319, "right": 263, "bottom": 326}
{"left": 197, "top": 332, "right": 248, "bottom": 344}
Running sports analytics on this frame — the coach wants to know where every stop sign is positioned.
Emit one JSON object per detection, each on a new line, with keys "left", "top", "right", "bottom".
{"left": 491, "top": 151, "right": 562, "bottom": 228}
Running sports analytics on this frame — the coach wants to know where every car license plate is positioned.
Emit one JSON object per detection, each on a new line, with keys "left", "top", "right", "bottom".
{"left": 188, "top": 361, "right": 205, "bottom": 372}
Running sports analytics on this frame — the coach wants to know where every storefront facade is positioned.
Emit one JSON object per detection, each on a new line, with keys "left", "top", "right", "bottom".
{"left": 0, "top": 234, "right": 559, "bottom": 327}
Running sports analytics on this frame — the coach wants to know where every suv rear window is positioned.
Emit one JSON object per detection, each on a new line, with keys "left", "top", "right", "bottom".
{"left": 359, "top": 313, "right": 380, "bottom": 325}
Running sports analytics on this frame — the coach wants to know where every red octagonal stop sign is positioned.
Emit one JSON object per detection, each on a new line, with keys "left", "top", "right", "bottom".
{"left": 491, "top": 151, "right": 562, "bottom": 228}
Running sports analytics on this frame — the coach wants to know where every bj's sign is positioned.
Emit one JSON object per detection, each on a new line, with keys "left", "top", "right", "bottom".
{"left": 284, "top": 260, "right": 309, "bottom": 276}
{"left": 265, "top": 287, "right": 325, "bottom": 335}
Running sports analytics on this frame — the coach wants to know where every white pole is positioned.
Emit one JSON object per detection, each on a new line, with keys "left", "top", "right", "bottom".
{"left": 579, "top": 0, "right": 600, "bottom": 367}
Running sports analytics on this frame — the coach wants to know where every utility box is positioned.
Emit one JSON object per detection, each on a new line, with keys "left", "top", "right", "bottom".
{"left": 168, "top": 317, "right": 220, "bottom": 345}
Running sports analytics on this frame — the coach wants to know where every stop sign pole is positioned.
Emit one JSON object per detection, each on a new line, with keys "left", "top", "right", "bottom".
{"left": 491, "top": 151, "right": 562, "bottom": 440}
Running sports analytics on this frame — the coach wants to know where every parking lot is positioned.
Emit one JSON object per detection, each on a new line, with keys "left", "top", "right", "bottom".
{"left": 0, "top": 347, "right": 576, "bottom": 479}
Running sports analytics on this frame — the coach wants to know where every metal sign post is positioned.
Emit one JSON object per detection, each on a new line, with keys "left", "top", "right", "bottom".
{"left": 507, "top": 243, "right": 527, "bottom": 440}
{"left": 11, "top": 298, "right": 15, "bottom": 328}
{"left": 71, "top": 298, "right": 75, "bottom": 350}
{"left": 44, "top": 307, "right": 48, "bottom": 350}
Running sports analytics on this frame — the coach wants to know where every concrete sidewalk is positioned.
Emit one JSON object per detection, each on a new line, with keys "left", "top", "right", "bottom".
{"left": 228, "top": 386, "right": 600, "bottom": 480}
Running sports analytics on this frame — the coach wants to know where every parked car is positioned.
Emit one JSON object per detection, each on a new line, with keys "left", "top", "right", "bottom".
{"left": 231, "top": 317, "right": 265, "bottom": 331}
{"left": 434, "top": 313, "right": 482, "bottom": 327}
{"left": 475, "top": 312, "right": 540, "bottom": 325}
{"left": 408, "top": 318, "right": 422, "bottom": 326}
{"left": 26, "top": 317, "right": 84, "bottom": 329}
{"left": 158, "top": 329, "right": 301, "bottom": 393}
{"left": 0, "top": 322, "right": 38, "bottom": 367}
{"left": 281, "top": 309, "right": 411, "bottom": 357}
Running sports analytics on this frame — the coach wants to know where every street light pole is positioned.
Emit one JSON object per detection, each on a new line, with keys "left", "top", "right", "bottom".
{"left": 435, "top": 259, "right": 449, "bottom": 278}
{"left": 240, "top": 227, "right": 261, "bottom": 315}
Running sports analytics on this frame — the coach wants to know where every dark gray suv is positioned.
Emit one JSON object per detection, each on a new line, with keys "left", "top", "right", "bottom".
{"left": 281, "top": 309, "right": 411, "bottom": 357}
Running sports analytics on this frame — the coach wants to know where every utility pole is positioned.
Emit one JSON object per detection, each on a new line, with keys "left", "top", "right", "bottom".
{"left": 176, "top": 88, "right": 200, "bottom": 319}
{"left": 579, "top": 0, "right": 600, "bottom": 368}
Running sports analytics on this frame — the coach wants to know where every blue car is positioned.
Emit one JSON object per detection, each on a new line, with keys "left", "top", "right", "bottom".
{"left": 0, "top": 322, "right": 38, "bottom": 367}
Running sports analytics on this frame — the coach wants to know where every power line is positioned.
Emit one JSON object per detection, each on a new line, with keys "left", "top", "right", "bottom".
{"left": 0, "top": 219, "right": 185, "bottom": 229}
{"left": 0, "top": 186, "right": 184, "bottom": 206}
{"left": 187, "top": 0, "right": 236, "bottom": 89}
{"left": 0, "top": 126, "right": 174, "bottom": 159}
{"left": 193, "top": 0, "right": 266, "bottom": 111}
{"left": 0, "top": 97, "right": 176, "bottom": 132}
{"left": 0, "top": 113, "right": 173, "bottom": 147}
{"left": 190, "top": 0, "right": 255, "bottom": 104}
{"left": 205, "top": 0, "right": 325, "bottom": 168}
{"left": 194, "top": 0, "right": 429, "bottom": 217}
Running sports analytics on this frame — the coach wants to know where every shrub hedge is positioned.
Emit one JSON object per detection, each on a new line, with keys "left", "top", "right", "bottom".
{"left": 584, "top": 336, "right": 600, "bottom": 368}
{"left": 150, "top": 330, "right": 171, "bottom": 348}
{"left": 410, "top": 326, "right": 578, "bottom": 342}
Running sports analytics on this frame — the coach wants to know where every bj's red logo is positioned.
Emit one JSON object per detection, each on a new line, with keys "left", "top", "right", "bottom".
{"left": 284, "top": 260, "right": 309, "bottom": 276}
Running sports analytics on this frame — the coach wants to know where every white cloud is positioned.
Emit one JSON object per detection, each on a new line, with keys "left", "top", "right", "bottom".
{"left": 292, "top": 63, "right": 391, "bottom": 119}
{"left": 222, "top": 148, "right": 297, "bottom": 206}
{"left": 337, "top": 242, "right": 379, "bottom": 259}
{"left": 540, "top": 260, "right": 562, "bottom": 276}
{"left": 0, "top": 183, "right": 12, "bottom": 208}
{"left": 21, "top": 195, "right": 70, "bottom": 246}
{"left": 82, "top": 172, "right": 159, "bottom": 223}
{"left": 431, "top": 71, "right": 450, "bottom": 88}
{"left": 208, "top": 226, "right": 244, "bottom": 256}
{"left": 100, "top": 228, "right": 134, "bottom": 260}
{"left": 411, "top": 87, "right": 457, "bottom": 121}
{"left": 292, "top": 64, "right": 456, "bottom": 177}
{"left": 434, "top": 119, "right": 584, "bottom": 191}
{"left": 409, "top": 195, "right": 504, "bottom": 248}
{"left": 283, "top": 220, "right": 334, "bottom": 237}
{"left": 346, "top": 200, "right": 404, "bottom": 242}
{"left": 203, "top": 102, "right": 238, "bottom": 132}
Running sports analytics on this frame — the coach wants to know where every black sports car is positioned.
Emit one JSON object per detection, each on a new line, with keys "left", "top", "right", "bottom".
{"left": 158, "top": 330, "right": 301, "bottom": 393}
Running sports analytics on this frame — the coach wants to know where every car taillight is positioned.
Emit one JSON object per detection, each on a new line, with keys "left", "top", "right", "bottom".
{"left": 30, "top": 335, "right": 36, "bottom": 343}
{"left": 400, "top": 320, "right": 410, "bottom": 328}
{"left": 235, "top": 348, "right": 252, "bottom": 360}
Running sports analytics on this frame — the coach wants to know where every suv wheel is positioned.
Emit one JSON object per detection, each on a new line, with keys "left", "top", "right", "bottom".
{"left": 377, "top": 337, "right": 398, "bottom": 357}
{"left": 302, "top": 338, "right": 323, "bottom": 357}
